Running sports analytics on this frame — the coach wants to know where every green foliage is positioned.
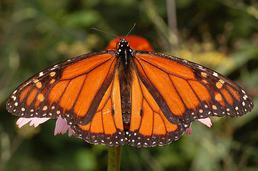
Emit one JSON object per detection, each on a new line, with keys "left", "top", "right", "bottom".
{"left": 0, "top": 0, "right": 257, "bottom": 170}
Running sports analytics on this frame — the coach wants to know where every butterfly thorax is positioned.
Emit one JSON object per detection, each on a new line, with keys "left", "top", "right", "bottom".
{"left": 117, "top": 39, "right": 134, "bottom": 127}
{"left": 117, "top": 39, "right": 133, "bottom": 68}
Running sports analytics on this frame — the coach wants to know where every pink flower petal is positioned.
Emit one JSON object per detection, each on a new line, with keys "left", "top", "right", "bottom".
{"left": 185, "top": 127, "right": 192, "bottom": 135}
{"left": 198, "top": 118, "right": 212, "bottom": 127}
{"left": 54, "top": 116, "right": 71, "bottom": 136}
{"left": 16, "top": 117, "right": 50, "bottom": 128}
{"left": 29, "top": 118, "right": 50, "bottom": 127}
{"left": 16, "top": 116, "right": 73, "bottom": 137}
{"left": 184, "top": 118, "right": 212, "bottom": 136}
{"left": 16, "top": 118, "right": 31, "bottom": 128}
{"left": 68, "top": 128, "right": 74, "bottom": 137}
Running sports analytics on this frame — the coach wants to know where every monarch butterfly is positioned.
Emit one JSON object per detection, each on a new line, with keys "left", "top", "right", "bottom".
{"left": 6, "top": 35, "right": 253, "bottom": 147}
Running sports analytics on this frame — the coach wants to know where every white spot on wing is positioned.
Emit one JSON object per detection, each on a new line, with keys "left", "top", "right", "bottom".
{"left": 39, "top": 72, "right": 44, "bottom": 77}
{"left": 213, "top": 72, "right": 218, "bottom": 77}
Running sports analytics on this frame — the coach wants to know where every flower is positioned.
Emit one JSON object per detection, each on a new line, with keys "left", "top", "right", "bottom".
{"left": 197, "top": 118, "right": 213, "bottom": 127}
{"left": 185, "top": 117, "right": 213, "bottom": 135}
{"left": 54, "top": 116, "right": 74, "bottom": 136}
{"left": 16, "top": 116, "right": 212, "bottom": 137}
{"left": 16, "top": 116, "right": 74, "bottom": 136}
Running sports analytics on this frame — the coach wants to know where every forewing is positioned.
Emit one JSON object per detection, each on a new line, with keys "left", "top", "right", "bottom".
{"left": 133, "top": 51, "right": 254, "bottom": 126}
{"left": 6, "top": 51, "right": 118, "bottom": 125}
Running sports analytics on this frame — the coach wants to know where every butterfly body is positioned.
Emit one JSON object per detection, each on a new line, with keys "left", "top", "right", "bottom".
{"left": 116, "top": 39, "right": 134, "bottom": 126}
{"left": 6, "top": 36, "right": 253, "bottom": 147}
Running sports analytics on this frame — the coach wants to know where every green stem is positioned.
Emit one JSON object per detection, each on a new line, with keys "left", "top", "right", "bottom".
{"left": 107, "top": 146, "right": 122, "bottom": 171}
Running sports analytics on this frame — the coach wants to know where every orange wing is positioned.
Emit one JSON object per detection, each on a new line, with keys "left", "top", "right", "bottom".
{"left": 6, "top": 51, "right": 118, "bottom": 125}
{"left": 71, "top": 70, "right": 125, "bottom": 146}
{"left": 133, "top": 52, "right": 254, "bottom": 126}
{"left": 127, "top": 69, "right": 185, "bottom": 147}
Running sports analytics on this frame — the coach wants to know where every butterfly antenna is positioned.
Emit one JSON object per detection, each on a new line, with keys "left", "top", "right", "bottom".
{"left": 125, "top": 23, "right": 136, "bottom": 36}
{"left": 90, "top": 27, "right": 118, "bottom": 39}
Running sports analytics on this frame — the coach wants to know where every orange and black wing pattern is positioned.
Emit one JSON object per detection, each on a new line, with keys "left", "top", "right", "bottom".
{"left": 6, "top": 35, "right": 254, "bottom": 148}
{"left": 6, "top": 51, "right": 118, "bottom": 125}
{"left": 133, "top": 51, "right": 254, "bottom": 128}
{"left": 126, "top": 69, "right": 185, "bottom": 147}
{"left": 71, "top": 70, "right": 125, "bottom": 146}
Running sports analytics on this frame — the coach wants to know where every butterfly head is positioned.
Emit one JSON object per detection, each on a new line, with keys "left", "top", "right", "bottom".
{"left": 117, "top": 39, "right": 133, "bottom": 66}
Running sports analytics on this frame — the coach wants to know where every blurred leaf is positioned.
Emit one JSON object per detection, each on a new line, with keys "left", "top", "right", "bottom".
{"left": 64, "top": 11, "right": 101, "bottom": 28}
{"left": 75, "top": 149, "right": 96, "bottom": 171}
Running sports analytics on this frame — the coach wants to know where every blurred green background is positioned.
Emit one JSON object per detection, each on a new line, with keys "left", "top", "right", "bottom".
{"left": 0, "top": 0, "right": 258, "bottom": 170}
